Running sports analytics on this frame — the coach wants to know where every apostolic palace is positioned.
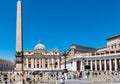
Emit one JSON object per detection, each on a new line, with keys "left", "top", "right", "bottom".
{"left": 61, "top": 34, "right": 120, "bottom": 72}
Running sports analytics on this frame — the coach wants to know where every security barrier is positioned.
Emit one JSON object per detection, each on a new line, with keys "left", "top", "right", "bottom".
{"left": 88, "top": 71, "right": 120, "bottom": 83}
{"left": 0, "top": 72, "right": 57, "bottom": 84}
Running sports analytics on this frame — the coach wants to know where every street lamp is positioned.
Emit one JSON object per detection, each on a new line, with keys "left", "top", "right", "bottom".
{"left": 63, "top": 46, "right": 68, "bottom": 73}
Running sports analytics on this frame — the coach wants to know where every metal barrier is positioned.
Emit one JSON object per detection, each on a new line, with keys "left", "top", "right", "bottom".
{"left": 88, "top": 71, "right": 120, "bottom": 83}
{"left": 0, "top": 73, "right": 57, "bottom": 84}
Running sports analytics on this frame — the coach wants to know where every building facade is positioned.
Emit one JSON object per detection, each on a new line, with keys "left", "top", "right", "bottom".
{"left": 23, "top": 41, "right": 61, "bottom": 71}
{"left": 61, "top": 34, "right": 120, "bottom": 72}
{"left": 0, "top": 59, "right": 15, "bottom": 71}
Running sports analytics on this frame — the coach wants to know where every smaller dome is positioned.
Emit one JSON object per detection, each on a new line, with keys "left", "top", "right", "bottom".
{"left": 34, "top": 41, "right": 46, "bottom": 50}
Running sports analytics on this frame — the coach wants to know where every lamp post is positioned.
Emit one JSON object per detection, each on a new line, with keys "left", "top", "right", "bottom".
{"left": 62, "top": 46, "right": 68, "bottom": 79}
{"left": 63, "top": 46, "right": 67, "bottom": 71}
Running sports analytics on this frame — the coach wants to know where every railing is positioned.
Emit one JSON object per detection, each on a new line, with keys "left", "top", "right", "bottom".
{"left": 88, "top": 71, "right": 120, "bottom": 83}
{"left": 61, "top": 52, "right": 120, "bottom": 64}
{"left": 0, "top": 73, "right": 57, "bottom": 84}
{"left": 75, "top": 53, "right": 120, "bottom": 58}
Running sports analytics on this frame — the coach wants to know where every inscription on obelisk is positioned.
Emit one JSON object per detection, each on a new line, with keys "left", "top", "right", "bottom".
{"left": 15, "top": 0, "right": 23, "bottom": 71}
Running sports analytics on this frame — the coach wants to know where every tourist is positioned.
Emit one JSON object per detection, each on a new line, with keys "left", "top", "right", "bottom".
{"left": 80, "top": 71, "right": 82, "bottom": 78}
{"left": 20, "top": 71, "right": 25, "bottom": 77}
{"left": 60, "top": 72, "right": 65, "bottom": 84}
{"left": 77, "top": 71, "right": 80, "bottom": 79}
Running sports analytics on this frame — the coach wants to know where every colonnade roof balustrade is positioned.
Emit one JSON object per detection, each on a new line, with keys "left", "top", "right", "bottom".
{"left": 61, "top": 52, "right": 120, "bottom": 64}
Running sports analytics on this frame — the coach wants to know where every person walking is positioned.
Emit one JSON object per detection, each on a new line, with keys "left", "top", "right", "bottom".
{"left": 77, "top": 71, "right": 80, "bottom": 79}
{"left": 60, "top": 72, "right": 65, "bottom": 84}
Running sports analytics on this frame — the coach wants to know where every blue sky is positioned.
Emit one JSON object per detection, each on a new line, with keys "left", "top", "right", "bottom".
{"left": 0, "top": 0, "right": 120, "bottom": 61}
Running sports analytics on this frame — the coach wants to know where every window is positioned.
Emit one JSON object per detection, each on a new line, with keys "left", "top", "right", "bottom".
{"left": 28, "top": 58, "right": 31, "bottom": 63}
{"left": 119, "top": 44, "right": 120, "bottom": 47}
{"left": 37, "top": 64, "right": 39, "bottom": 68}
{"left": 55, "top": 52, "right": 57, "bottom": 54}
{"left": 111, "top": 44, "right": 113, "bottom": 49}
{"left": 114, "top": 43, "right": 117, "bottom": 48}
{"left": 45, "top": 64, "right": 47, "bottom": 68}
{"left": 28, "top": 64, "right": 31, "bottom": 68}
{"left": 55, "top": 62, "right": 58, "bottom": 68}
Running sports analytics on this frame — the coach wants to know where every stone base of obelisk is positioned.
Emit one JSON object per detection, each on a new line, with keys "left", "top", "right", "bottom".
{"left": 15, "top": 55, "right": 23, "bottom": 72}
{"left": 15, "top": 63, "right": 23, "bottom": 71}
{"left": 15, "top": 61, "right": 24, "bottom": 84}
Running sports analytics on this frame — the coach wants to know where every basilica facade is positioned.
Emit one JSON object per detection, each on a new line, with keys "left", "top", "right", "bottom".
{"left": 23, "top": 41, "right": 61, "bottom": 71}
{"left": 61, "top": 34, "right": 120, "bottom": 72}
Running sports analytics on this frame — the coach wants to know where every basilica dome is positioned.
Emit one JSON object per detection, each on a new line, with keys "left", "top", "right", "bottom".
{"left": 34, "top": 41, "right": 46, "bottom": 50}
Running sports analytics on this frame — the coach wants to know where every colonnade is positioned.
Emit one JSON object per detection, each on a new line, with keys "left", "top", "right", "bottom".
{"left": 88, "top": 58, "right": 120, "bottom": 71}
{"left": 71, "top": 58, "right": 120, "bottom": 71}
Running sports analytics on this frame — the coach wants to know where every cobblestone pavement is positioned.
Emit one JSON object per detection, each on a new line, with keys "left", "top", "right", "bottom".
{"left": 57, "top": 79, "right": 120, "bottom": 84}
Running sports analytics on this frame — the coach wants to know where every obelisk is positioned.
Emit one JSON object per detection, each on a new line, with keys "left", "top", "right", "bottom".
{"left": 15, "top": 0, "right": 23, "bottom": 71}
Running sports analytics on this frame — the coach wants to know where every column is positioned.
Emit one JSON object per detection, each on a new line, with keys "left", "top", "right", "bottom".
{"left": 80, "top": 60, "right": 83, "bottom": 71}
{"left": 117, "top": 59, "right": 120, "bottom": 70}
{"left": 26, "top": 58, "right": 28, "bottom": 69}
{"left": 31, "top": 58, "right": 34, "bottom": 68}
{"left": 57, "top": 58, "right": 60, "bottom": 69}
{"left": 44, "top": 58, "right": 45, "bottom": 68}
{"left": 48, "top": 59, "right": 50, "bottom": 69}
{"left": 51, "top": 58, "right": 54, "bottom": 70}
{"left": 86, "top": 60, "right": 88, "bottom": 65}
{"left": 109, "top": 59, "right": 112, "bottom": 71}
{"left": 90, "top": 60, "right": 93, "bottom": 71}
{"left": 104, "top": 59, "right": 106, "bottom": 71}
{"left": 42, "top": 58, "right": 44, "bottom": 69}
{"left": 72, "top": 59, "right": 77, "bottom": 71}
{"left": 95, "top": 60, "right": 97, "bottom": 71}
{"left": 114, "top": 58, "right": 117, "bottom": 71}
{"left": 70, "top": 62, "right": 72, "bottom": 71}
{"left": 99, "top": 60, "right": 102, "bottom": 71}
{"left": 35, "top": 58, "right": 37, "bottom": 68}
{"left": 39, "top": 58, "right": 41, "bottom": 68}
